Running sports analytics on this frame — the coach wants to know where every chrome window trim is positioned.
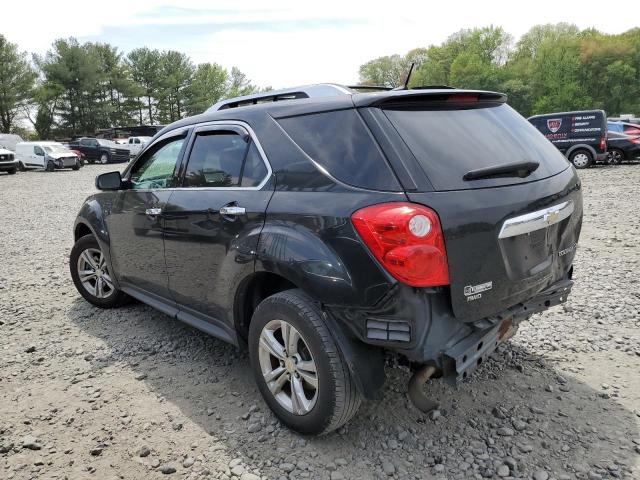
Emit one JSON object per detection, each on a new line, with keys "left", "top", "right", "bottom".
{"left": 498, "top": 200, "right": 574, "bottom": 239}
{"left": 174, "top": 120, "right": 273, "bottom": 192}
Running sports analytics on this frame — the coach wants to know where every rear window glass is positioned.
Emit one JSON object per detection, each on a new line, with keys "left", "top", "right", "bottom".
{"left": 384, "top": 104, "right": 569, "bottom": 191}
{"left": 278, "top": 109, "right": 400, "bottom": 191}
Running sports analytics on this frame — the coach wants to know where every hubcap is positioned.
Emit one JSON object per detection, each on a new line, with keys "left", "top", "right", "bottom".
{"left": 611, "top": 151, "right": 622, "bottom": 164}
{"left": 573, "top": 153, "right": 589, "bottom": 167}
{"left": 77, "top": 248, "right": 115, "bottom": 299}
{"left": 100, "top": 155, "right": 108, "bottom": 164}
{"left": 258, "top": 319, "right": 318, "bottom": 415}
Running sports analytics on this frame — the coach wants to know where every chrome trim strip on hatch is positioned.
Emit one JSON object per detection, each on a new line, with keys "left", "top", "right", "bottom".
{"left": 498, "top": 200, "right": 574, "bottom": 239}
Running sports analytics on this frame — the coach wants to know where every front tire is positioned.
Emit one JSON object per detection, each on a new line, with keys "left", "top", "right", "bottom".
{"left": 608, "top": 149, "right": 624, "bottom": 165}
{"left": 248, "top": 289, "right": 361, "bottom": 435}
{"left": 569, "top": 149, "right": 593, "bottom": 169}
{"left": 69, "top": 234, "right": 128, "bottom": 308}
{"left": 45, "top": 161, "right": 55, "bottom": 172}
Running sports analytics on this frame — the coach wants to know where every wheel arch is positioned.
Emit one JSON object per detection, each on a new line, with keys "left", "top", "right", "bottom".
{"left": 566, "top": 144, "right": 597, "bottom": 160}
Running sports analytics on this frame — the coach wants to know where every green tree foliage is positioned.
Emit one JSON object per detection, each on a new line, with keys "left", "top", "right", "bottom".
{"left": 184, "top": 63, "right": 228, "bottom": 116}
{"left": 0, "top": 34, "right": 36, "bottom": 132}
{"left": 360, "top": 24, "right": 640, "bottom": 117}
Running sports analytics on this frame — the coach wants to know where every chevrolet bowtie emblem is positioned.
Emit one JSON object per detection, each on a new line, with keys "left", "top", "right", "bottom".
{"left": 544, "top": 211, "right": 559, "bottom": 225}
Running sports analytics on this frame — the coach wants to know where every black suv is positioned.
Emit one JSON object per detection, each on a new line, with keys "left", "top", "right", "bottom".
{"left": 528, "top": 110, "right": 607, "bottom": 168}
{"left": 70, "top": 86, "right": 582, "bottom": 435}
{"left": 68, "top": 137, "right": 129, "bottom": 164}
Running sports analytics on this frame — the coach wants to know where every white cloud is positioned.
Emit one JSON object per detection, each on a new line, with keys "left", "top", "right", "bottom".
{"left": 2, "top": 0, "right": 638, "bottom": 87}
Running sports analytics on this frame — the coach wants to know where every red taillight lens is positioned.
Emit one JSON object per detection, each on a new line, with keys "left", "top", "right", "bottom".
{"left": 630, "top": 136, "right": 640, "bottom": 144}
{"left": 351, "top": 202, "right": 449, "bottom": 287}
{"left": 600, "top": 137, "right": 606, "bottom": 150}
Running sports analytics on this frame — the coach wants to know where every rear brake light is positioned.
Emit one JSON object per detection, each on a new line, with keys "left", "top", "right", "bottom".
{"left": 447, "top": 93, "right": 478, "bottom": 103}
{"left": 351, "top": 202, "right": 449, "bottom": 287}
{"left": 600, "top": 137, "right": 606, "bottom": 150}
{"left": 630, "top": 136, "right": 640, "bottom": 144}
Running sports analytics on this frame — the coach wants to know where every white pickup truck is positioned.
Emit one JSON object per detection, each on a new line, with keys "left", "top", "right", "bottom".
{"left": 124, "top": 136, "right": 152, "bottom": 158}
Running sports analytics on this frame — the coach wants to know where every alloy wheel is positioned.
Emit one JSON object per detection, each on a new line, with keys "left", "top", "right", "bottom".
{"left": 610, "top": 150, "right": 623, "bottom": 165}
{"left": 258, "top": 319, "right": 318, "bottom": 415}
{"left": 100, "top": 154, "right": 108, "bottom": 164}
{"left": 76, "top": 247, "right": 115, "bottom": 299}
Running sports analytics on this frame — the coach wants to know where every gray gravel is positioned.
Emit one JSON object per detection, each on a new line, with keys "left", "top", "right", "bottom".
{"left": 0, "top": 163, "right": 639, "bottom": 479}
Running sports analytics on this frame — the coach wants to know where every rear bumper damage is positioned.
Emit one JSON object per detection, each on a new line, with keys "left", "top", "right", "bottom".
{"left": 441, "top": 278, "right": 573, "bottom": 383}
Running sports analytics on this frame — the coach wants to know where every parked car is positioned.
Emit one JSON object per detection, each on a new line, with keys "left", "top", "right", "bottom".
{"left": 68, "top": 137, "right": 129, "bottom": 164}
{"left": 0, "top": 145, "right": 18, "bottom": 174}
{"left": 15, "top": 142, "right": 82, "bottom": 171}
{"left": 606, "top": 131, "right": 640, "bottom": 164}
{"left": 61, "top": 143, "right": 85, "bottom": 165}
{"left": 607, "top": 121, "right": 640, "bottom": 136}
{"left": 528, "top": 110, "right": 607, "bottom": 168}
{"left": 125, "top": 136, "right": 153, "bottom": 158}
{"left": 70, "top": 85, "right": 582, "bottom": 435}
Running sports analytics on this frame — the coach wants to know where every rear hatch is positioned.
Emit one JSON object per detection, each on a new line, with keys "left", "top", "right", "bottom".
{"left": 370, "top": 92, "right": 583, "bottom": 321}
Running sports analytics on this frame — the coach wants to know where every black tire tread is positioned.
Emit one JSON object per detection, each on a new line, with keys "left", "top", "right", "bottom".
{"left": 252, "top": 289, "right": 361, "bottom": 435}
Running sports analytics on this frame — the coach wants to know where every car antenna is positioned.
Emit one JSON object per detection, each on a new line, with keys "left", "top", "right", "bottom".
{"left": 393, "top": 62, "right": 415, "bottom": 91}
{"left": 403, "top": 62, "right": 415, "bottom": 89}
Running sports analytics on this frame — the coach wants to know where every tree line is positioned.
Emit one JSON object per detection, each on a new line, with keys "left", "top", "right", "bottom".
{"left": 0, "top": 35, "right": 259, "bottom": 139}
{"left": 1, "top": 23, "right": 639, "bottom": 140}
{"left": 359, "top": 23, "right": 640, "bottom": 118}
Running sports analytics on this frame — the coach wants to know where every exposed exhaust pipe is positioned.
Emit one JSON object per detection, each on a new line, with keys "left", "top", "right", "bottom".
{"left": 407, "top": 365, "right": 439, "bottom": 413}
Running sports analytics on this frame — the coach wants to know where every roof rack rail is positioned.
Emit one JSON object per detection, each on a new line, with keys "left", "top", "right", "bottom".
{"left": 206, "top": 84, "right": 353, "bottom": 112}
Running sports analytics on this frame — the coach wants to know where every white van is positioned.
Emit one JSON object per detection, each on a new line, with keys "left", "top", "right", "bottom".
{"left": 15, "top": 142, "right": 82, "bottom": 171}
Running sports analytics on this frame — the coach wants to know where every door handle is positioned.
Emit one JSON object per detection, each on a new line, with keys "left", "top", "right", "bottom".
{"left": 146, "top": 207, "right": 162, "bottom": 216}
{"left": 219, "top": 205, "right": 246, "bottom": 216}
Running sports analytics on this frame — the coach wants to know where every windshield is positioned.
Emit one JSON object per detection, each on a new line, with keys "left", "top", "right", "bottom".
{"left": 43, "top": 145, "right": 73, "bottom": 154}
{"left": 383, "top": 103, "right": 570, "bottom": 191}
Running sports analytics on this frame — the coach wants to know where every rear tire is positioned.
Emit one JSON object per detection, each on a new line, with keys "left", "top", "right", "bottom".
{"left": 569, "top": 149, "right": 593, "bottom": 169}
{"left": 72, "top": 161, "right": 80, "bottom": 171}
{"left": 248, "top": 289, "right": 361, "bottom": 435}
{"left": 70, "top": 234, "right": 129, "bottom": 308}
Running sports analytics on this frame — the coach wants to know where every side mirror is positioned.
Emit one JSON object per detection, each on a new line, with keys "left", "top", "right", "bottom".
{"left": 96, "top": 171, "right": 123, "bottom": 190}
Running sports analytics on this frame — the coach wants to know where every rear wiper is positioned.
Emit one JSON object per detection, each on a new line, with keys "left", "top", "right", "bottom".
{"left": 463, "top": 161, "right": 539, "bottom": 181}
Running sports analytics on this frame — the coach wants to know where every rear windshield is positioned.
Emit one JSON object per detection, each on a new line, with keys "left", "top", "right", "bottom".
{"left": 384, "top": 104, "right": 569, "bottom": 191}
{"left": 277, "top": 109, "right": 400, "bottom": 191}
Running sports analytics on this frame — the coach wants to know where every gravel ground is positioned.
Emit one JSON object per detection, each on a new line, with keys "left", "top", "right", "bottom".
{"left": 0, "top": 162, "right": 639, "bottom": 480}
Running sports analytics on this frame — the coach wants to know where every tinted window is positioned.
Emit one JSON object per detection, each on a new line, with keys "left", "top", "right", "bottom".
{"left": 385, "top": 104, "right": 569, "bottom": 191}
{"left": 34, "top": 146, "right": 44, "bottom": 155}
{"left": 241, "top": 143, "right": 268, "bottom": 187}
{"left": 80, "top": 139, "right": 91, "bottom": 146}
{"left": 130, "top": 137, "right": 185, "bottom": 189}
{"left": 184, "top": 132, "right": 247, "bottom": 187}
{"left": 278, "top": 109, "right": 399, "bottom": 191}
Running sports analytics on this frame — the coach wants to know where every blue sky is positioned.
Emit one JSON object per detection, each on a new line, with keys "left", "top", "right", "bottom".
{"left": 2, "top": 1, "right": 638, "bottom": 88}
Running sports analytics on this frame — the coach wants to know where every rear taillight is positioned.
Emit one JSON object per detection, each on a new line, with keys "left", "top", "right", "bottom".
{"left": 630, "top": 136, "right": 640, "bottom": 144}
{"left": 351, "top": 202, "right": 449, "bottom": 287}
{"left": 600, "top": 137, "right": 606, "bottom": 150}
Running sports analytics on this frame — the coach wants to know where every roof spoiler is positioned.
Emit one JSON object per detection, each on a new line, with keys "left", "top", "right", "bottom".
{"left": 363, "top": 91, "right": 507, "bottom": 108}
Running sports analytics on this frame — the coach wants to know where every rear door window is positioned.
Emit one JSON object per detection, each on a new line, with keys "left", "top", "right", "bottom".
{"left": 277, "top": 109, "right": 400, "bottom": 191}
{"left": 384, "top": 104, "right": 569, "bottom": 191}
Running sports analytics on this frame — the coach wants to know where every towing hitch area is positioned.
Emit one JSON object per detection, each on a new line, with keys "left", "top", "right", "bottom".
{"left": 407, "top": 365, "right": 439, "bottom": 413}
